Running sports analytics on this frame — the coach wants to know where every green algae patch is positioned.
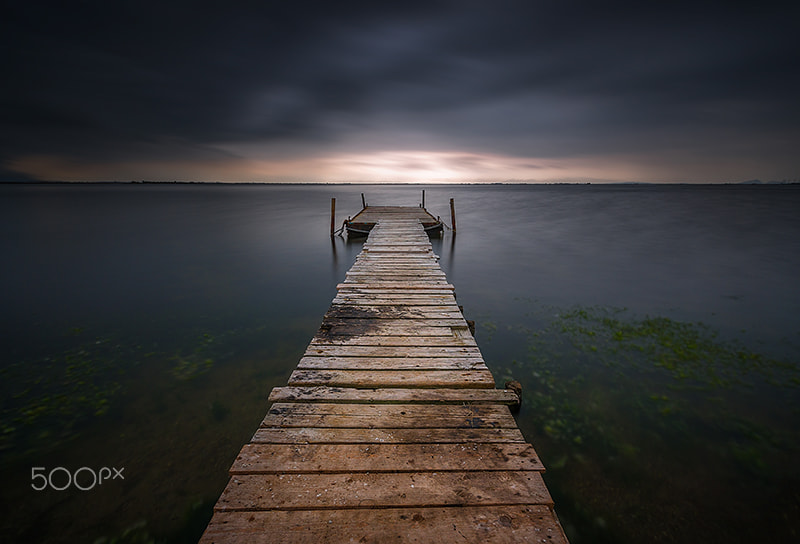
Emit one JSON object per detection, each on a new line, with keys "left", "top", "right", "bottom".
{"left": 494, "top": 303, "right": 800, "bottom": 543}
{"left": 544, "top": 306, "right": 799, "bottom": 390}
{"left": 0, "top": 332, "right": 131, "bottom": 453}
{"left": 2, "top": 326, "right": 239, "bottom": 455}
{"left": 515, "top": 305, "right": 800, "bottom": 453}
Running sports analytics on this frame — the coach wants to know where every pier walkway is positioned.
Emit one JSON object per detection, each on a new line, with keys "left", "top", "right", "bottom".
{"left": 201, "top": 215, "right": 568, "bottom": 543}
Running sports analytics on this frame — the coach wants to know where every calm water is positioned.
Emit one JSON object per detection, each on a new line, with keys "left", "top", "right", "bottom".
{"left": 1, "top": 183, "right": 799, "bottom": 543}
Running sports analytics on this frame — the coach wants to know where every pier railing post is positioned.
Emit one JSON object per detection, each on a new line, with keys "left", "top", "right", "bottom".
{"left": 421, "top": 190, "right": 426, "bottom": 208}
{"left": 450, "top": 198, "right": 457, "bottom": 233}
{"left": 330, "top": 197, "right": 336, "bottom": 236}
{"left": 361, "top": 193, "right": 366, "bottom": 209}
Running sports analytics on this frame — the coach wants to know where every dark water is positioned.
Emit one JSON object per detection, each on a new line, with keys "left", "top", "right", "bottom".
{"left": 1, "top": 183, "right": 798, "bottom": 543}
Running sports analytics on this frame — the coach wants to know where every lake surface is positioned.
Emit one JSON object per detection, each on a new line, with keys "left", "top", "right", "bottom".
{"left": 1, "top": 183, "right": 798, "bottom": 543}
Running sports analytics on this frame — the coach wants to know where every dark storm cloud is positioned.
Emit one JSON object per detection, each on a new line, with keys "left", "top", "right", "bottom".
{"left": 2, "top": 0, "right": 799, "bottom": 179}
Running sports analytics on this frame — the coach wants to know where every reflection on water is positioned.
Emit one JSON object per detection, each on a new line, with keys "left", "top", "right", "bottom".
{"left": 1, "top": 183, "right": 799, "bottom": 543}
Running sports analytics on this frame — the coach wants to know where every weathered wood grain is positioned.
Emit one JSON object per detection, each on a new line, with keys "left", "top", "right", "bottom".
{"left": 308, "top": 335, "right": 478, "bottom": 347}
{"left": 325, "top": 304, "right": 464, "bottom": 319}
{"left": 215, "top": 471, "right": 552, "bottom": 511}
{"left": 296, "top": 356, "right": 486, "bottom": 370}
{"left": 252, "top": 426, "right": 527, "bottom": 444}
{"left": 316, "top": 319, "right": 467, "bottom": 337}
{"left": 304, "top": 345, "right": 482, "bottom": 357}
{"left": 201, "top": 505, "right": 568, "bottom": 544}
{"left": 332, "top": 294, "right": 458, "bottom": 305}
{"left": 338, "top": 283, "right": 455, "bottom": 291}
{"left": 230, "top": 443, "right": 544, "bottom": 474}
{"left": 261, "top": 402, "right": 516, "bottom": 429}
{"left": 288, "top": 369, "right": 496, "bottom": 388}
{"left": 267, "top": 386, "right": 519, "bottom": 405}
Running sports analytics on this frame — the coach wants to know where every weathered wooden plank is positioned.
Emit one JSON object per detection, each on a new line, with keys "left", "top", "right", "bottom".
{"left": 346, "top": 269, "right": 445, "bottom": 275}
{"left": 316, "top": 326, "right": 458, "bottom": 338}
{"left": 264, "top": 402, "right": 513, "bottom": 418}
{"left": 358, "top": 250, "right": 439, "bottom": 254}
{"left": 316, "top": 327, "right": 459, "bottom": 338}
{"left": 321, "top": 317, "right": 468, "bottom": 328}
{"left": 309, "top": 335, "right": 477, "bottom": 347}
{"left": 344, "top": 273, "right": 448, "bottom": 281}
{"left": 230, "top": 443, "right": 544, "bottom": 474}
{"left": 354, "top": 253, "right": 435, "bottom": 258}
{"left": 337, "top": 278, "right": 449, "bottom": 284}
{"left": 343, "top": 277, "right": 450, "bottom": 286}
{"left": 354, "top": 257, "right": 440, "bottom": 263}
{"left": 352, "top": 262, "right": 439, "bottom": 266}
{"left": 332, "top": 294, "right": 458, "bottom": 305}
{"left": 338, "top": 282, "right": 454, "bottom": 290}
{"left": 363, "top": 243, "right": 434, "bottom": 248}
{"left": 325, "top": 304, "right": 464, "bottom": 319}
{"left": 214, "top": 471, "right": 552, "bottom": 511}
{"left": 363, "top": 238, "right": 432, "bottom": 241}
{"left": 346, "top": 268, "right": 445, "bottom": 274}
{"left": 348, "top": 262, "right": 441, "bottom": 266}
{"left": 261, "top": 403, "right": 516, "bottom": 429}
{"left": 363, "top": 237, "right": 432, "bottom": 241}
{"left": 267, "top": 386, "right": 520, "bottom": 405}
{"left": 288, "top": 369, "right": 496, "bottom": 388}
{"left": 304, "top": 345, "right": 482, "bottom": 357}
{"left": 296, "top": 356, "right": 486, "bottom": 370}
{"left": 252, "top": 427, "right": 527, "bottom": 444}
{"left": 361, "top": 249, "right": 434, "bottom": 255}
{"left": 364, "top": 238, "right": 432, "bottom": 242}
{"left": 317, "top": 318, "right": 467, "bottom": 337}
{"left": 352, "top": 208, "right": 435, "bottom": 221}
{"left": 360, "top": 250, "right": 435, "bottom": 255}
{"left": 345, "top": 272, "right": 446, "bottom": 279}
{"left": 335, "top": 290, "right": 456, "bottom": 298}
{"left": 326, "top": 303, "right": 463, "bottom": 311}
{"left": 288, "top": 369, "right": 495, "bottom": 388}
{"left": 201, "top": 505, "right": 568, "bottom": 544}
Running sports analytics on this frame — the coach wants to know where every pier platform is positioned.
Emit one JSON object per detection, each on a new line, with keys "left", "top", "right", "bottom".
{"left": 346, "top": 205, "right": 443, "bottom": 236}
{"left": 200, "top": 215, "right": 568, "bottom": 543}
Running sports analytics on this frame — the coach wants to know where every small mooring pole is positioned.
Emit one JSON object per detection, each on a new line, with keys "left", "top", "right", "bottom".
{"left": 361, "top": 193, "right": 366, "bottom": 209}
{"left": 450, "top": 198, "right": 457, "bottom": 233}
{"left": 421, "top": 190, "right": 426, "bottom": 209}
{"left": 330, "top": 197, "right": 336, "bottom": 237}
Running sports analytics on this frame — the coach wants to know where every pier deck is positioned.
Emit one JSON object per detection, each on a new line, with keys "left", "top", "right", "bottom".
{"left": 346, "top": 205, "right": 443, "bottom": 235}
{"left": 201, "top": 217, "right": 567, "bottom": 543}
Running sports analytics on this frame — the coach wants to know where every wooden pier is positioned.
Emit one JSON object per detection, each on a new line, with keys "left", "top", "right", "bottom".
{"left": 342, "top": 193, "right": 444, "bottom": 237}
{"left": 201, "top": 211, "right": 568, "bottom": 543}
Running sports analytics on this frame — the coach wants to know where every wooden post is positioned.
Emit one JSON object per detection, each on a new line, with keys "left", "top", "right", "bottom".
{"left": 361, "top": 193, "right": 366, "bottom": 209}
{"left": 450, "top": 198, "right": 457, "bottom": 232}
{"left": 421, "top": 190, "right": 426, "bottom": 209}
{"left": 330, "top": 198, "right": 336, "bottom": 236}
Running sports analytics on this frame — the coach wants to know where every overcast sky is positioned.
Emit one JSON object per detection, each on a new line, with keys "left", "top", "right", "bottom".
{"left": 2, "top": 1, "right": 799, "bottom": 183}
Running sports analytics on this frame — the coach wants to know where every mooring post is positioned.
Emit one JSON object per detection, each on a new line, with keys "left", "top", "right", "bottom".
{"left": 421, "top": 190, "right": 426, "bottom": 208}
{"left": 361, "top": 193, "right": 366, "bottom": 209}
{"left": 330, "top": 197, "right": 336, "bottom": 236}
{"left": 450, "top": 198, "right": 457, "bottom": 232}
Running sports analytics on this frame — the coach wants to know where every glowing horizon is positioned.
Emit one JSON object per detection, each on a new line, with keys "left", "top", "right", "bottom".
{"left": 8, "top": 147, "right": 783, "bottom": 184}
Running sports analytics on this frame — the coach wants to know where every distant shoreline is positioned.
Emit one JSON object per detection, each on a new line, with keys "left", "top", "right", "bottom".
{"left": 1, "top": 180, "right": 799, "bottom": 186}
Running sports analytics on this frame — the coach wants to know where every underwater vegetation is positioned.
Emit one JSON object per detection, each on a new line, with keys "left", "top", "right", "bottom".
{"left": 546, "top": 306, "right": 799, "bottom": 388}
{"left": 169, "top": 333, "right": 216, "bottom": 381}
{"left": 0, "top": 332, "right": 130, "bottom": 454}
{"left": 0, "top": 325, "right": 252, "bottom": 456}
{"left": 491, "top": 303, "right": 800, "bottom": 542}
{"left": 505, "top": 304, "right": 799, "bottom": 460}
